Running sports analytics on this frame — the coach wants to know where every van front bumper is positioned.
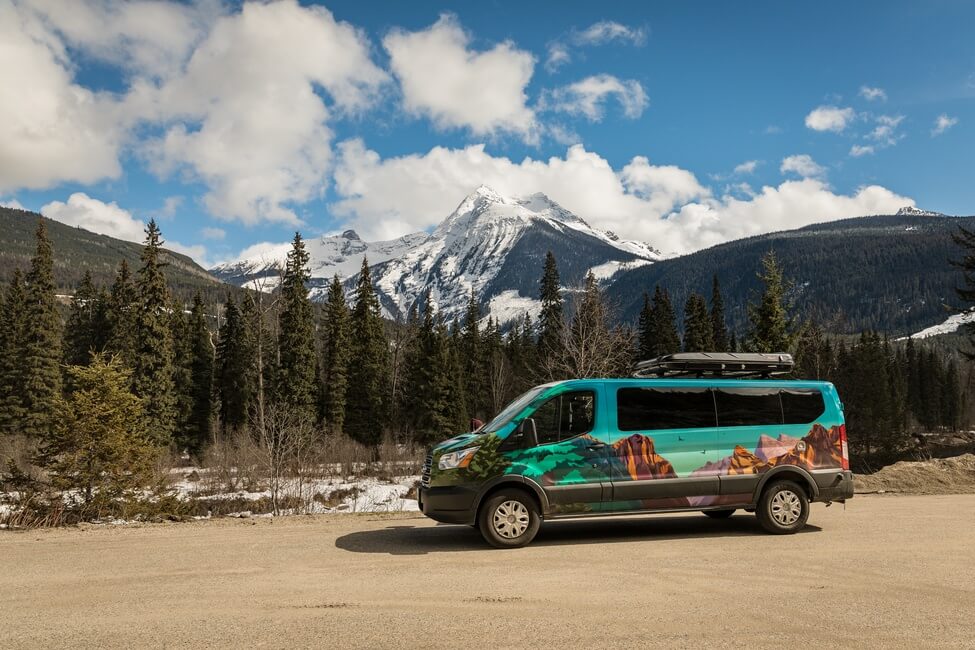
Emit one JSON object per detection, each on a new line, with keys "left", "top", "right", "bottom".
{"left": 418, "top": 485, "right": 478, "bottom": 525}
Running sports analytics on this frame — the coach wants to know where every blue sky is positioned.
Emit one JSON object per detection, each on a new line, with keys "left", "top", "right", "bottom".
{"left": 1, "top": 0, "right": 972, "bottom": 266}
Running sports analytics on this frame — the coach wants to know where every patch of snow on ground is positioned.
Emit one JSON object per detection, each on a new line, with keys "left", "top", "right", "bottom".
{"left": 588, "top": 258, "right": 653, "bottom": 281}
{"left": 900, "top": 310, "right": 975, "bottom": 340}
{"left": 241, "top": 276, "right": 281, "bottom": 293}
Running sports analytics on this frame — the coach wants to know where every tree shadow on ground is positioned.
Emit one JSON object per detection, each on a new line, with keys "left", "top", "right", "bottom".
{"left": 334, "top": 514, "right": 822, "bottom": 555}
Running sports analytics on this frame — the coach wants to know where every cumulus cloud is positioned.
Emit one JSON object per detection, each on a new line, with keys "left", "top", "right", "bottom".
{"left": 542, "top": 75, "right": 648, "bottom": 121}
{"left": 805, "top": 105, "right": 856, "bottom": 132}
{"left": 780, "top": 154, "right": 826, "bottom": 179}
{"left": 869, "top": 114, "right": 905, "bottom": 146}
{"left": 332, "top": 140, "right": 909, "bottom": 255}
{"left": 859, "top": 86, "right": 887, "bottom": 102}
{"left": 733, "top": 160, "right": 760, "bottom": 175}
{"left": 546, "top": 20, "right": 647, "bottom": 71}
{"left": 0, "top": 1, "right": 129, "bottom": 192}
{"left": 850, "top": 144, "right": 875, "bottom": 157}
{"left": 932, "top": 114, "right": 958, "bottom": 136}
{"left": 1, "top": 197, "right": 26, "bottom": 210}
{"left": 40, "top": 192, "right": 211, "bottom": 265}
{"left": 383, "top": 14, "right": 536, "bottom": 139}
{"left": 139, "top": 1, "right": 387, "bottom": 226}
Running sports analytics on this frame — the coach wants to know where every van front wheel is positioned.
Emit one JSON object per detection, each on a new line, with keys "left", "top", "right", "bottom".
{"left": 478, "top": 490, "right": 541, "bottom": 549}
{"left": 756, "top": 480, "right": 809, "bottom": 534}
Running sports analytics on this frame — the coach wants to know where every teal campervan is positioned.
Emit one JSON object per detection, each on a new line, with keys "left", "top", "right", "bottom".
{"left": 417, "top": 352, "right": 853, "bottom": 548}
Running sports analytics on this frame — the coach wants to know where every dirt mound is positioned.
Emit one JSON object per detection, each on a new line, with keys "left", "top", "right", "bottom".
{"left": 855, "top": 454, "right": 975, "bottom": 494}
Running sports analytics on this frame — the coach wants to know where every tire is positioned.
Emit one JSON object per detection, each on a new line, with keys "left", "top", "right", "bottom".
{"left": 703, "top": 509, "right": 735, "bottom": 519}
{"left": 756, "top": 480, "right": 809, "bottom": 534}
{"left": 478, "top": 489, "right": 542, "bottom": 549}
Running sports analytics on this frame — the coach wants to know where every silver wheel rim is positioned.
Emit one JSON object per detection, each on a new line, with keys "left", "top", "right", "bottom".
{"left": 770, "top": 489, "right": 803, "bottom": 526}
{"left": 493, "top": 500, "right": 531, "bottom": 539}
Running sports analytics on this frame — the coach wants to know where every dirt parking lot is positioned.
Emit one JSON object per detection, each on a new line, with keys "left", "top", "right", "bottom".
{"left": 2, "top": 495, "right": 974, "bottom": 649}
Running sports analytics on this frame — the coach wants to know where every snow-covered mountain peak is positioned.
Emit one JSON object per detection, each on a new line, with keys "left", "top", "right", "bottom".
{"left": 896, "top": 206, "right": 943, "bottom": 217}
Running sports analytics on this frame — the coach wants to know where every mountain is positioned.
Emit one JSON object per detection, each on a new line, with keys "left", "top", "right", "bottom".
{"left": 611, "top": 434, "right": 678, "bottom": 480}
{"left": 213, "top": 186, "right": 658, "bottom": 324}
{"left": 210, "top": 229, "right": 428, "bottom": 295}
{"left": 607, "top": 212, "right": 975, "bottom": 336}
{"left": 0, "top": 206, "right": 224, "bottom": 300}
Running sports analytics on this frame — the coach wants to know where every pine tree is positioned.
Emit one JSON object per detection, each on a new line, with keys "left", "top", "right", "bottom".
{"left": 104, "top": 260, "right": 138, "bottom": 368}
{"left": 649, "top": 286, "right": 680, "bottom": 357}
{"left": 216, "top": 296, "right": 255, "bottom": 432}
{"left": 682, "top": 293, "right": 714, "bottom": 352}
{"left": 38, "top": 355, "right": 156, "bottom": 517}
{"left": 64, "top": 271, "right": 104, "bottom": 367}
{"left": 746, "top": 251, "right": 796, "bottom": 353}
{"left": 320, "top": 275, "right": 349, "bottom": 434}
{"left": 170, "top": 298, "right": 193, "bottom": 442}
{"left": 345, "top": 257, "right": 389, "bottom": 446}
{"left": 460, "top": 289, "right": 483, "bottom": 420}
{"left": 537, "top": 251, "right": 563, "bottom": 359}
{"left": 133, "top": 219, "right": 177, "bottom": 446}
{"left": 22, "top": 219, "right": 63, "bottom": 438}
{"left": 710, "top": 275, "right": 730, "bottom": 352}
{"left": 636, "top": 292, "right": 654, "bottom": 361}
{"left": 277, "top": 233, "right": 317, "bottom": 422}
{"left": 0, "top": 271, "right": 28, "bottom": 434}
{"left": 185, "top": 294, "right": 214, "bottom": 455}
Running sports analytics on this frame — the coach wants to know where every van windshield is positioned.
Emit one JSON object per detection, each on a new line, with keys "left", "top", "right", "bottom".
{"left": 481, "top": 386, "right": 547, "bottom": 433}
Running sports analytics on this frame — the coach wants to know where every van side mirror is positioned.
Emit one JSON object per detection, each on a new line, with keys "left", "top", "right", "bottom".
{"left": 516, "top": 418, "right": 539, "bottom": 449}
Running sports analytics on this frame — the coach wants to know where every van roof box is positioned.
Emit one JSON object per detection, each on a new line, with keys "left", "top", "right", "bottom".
{"left": 633, "top": 352, "right": 794, "bottom": 378}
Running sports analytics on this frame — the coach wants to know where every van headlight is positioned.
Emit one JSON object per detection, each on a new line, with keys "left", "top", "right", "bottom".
{"left": 438, "top": 447, "right": 479, "bottom": 470}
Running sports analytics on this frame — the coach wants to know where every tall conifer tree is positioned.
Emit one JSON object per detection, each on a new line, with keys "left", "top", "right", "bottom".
{"left": 682, "top": 293, "right": 714, "bottom": 352}
{"left": 746, "top": 251, "right": 796, "bottom": 353}
{"left": 23, "top": 219, "right": 63, "bottom": 438}
{"left": 649, "top": 286, "right": 680, "bottom": 357}
{"left": 320, "top": 275, "right": 349, "bottom": 434}
{"left": 345, "top": 257, "right": 388, "bottom": 446}
{"left": 105, "top": 260, "right": 138, "bottom": 367}
{"left": 460, "top": 289, "right": 483, "bottom": 420}
{"left": 277, "top": 233, "right": 317, "bottom": 421}
{"left": 636, "top": 292, "right": 654, "bottom": 360}
{"left": 64, "top": 271, "right": 105, "bottom": 367}
{"left": 133, "top": 219, "right": 177, "bottom": 446}
{"left": 0, "top": 270, "right": 28, "bottom": 434}
{"left": 216, "top": 296, "right": 255, "bottom": 431}
{"left": 710, "top": 275, "right": 730, "bottom": 352}
{"left": 537, "top": 251, "right": 563, "bottom": 358}
{"left": 185, "top": 294, "right": 214, "bottom": 455}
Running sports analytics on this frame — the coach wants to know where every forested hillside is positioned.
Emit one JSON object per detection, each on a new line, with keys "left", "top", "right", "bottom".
{"left": 0, "top": 207, "right": 224, "bottom": 301}
{"left": 608, "top": 214, "right": 975, "bottom": 336}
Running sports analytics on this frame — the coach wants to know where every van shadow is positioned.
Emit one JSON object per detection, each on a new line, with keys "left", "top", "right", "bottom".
{"left": 334, "top": 515, "right": 822, "bottom": 555}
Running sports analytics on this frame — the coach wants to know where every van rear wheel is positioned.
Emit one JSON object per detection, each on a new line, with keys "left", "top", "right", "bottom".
{"left": 478, "top": 489, "right": 541, "bottom": 549}
{"left": 703, "top": 509, "right": 735, "bottom": 519}
{"left": 756, "top": 480, "right": 809, "bottom": 534}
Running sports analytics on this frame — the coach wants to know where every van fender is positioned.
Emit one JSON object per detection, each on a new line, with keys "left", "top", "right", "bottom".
{"left": 752, "top": 465, "right": 820, "bottom": 503}
{"left": 472, "top": 475, "right": 550, "bottom": 517}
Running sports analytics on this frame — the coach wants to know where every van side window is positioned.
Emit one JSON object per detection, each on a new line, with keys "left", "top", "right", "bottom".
{"left": 532, "top": 391, "right": 596, "bottom": 445}
{"left": 781, "top": 389, "right": 826, "bottom": 424}
{"left": 714, "top": 387, "right": 783, "bottom": 427}
{"left": 616, "top": 387, "right": 716, "bottom": 431}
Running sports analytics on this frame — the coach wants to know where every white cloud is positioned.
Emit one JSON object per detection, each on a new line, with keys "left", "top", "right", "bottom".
{"left": 850, "top": 144, "right": 875, "bottom": 157}
{"left": 0, "top": 1, "right": 129, "bottom": 192}
{"left": 869, "top": 114, "right": 905, "bottom": 146}
{"left": 41, "top": 192, "right": 147, "bottom": 243}
{"left": 734, "top": 160, "right": 760, "bottom": 175}
{"left": 160, "top": 195, "right": 183, "bottom": 219}
{"left": 201, "top": 227, "right": 226, "bottom": 240}
{"left": 138, "top": 1, "right": 387, "bottom": 226}
{"left": 542, "top": 75, "right": 648, "bottom": 121}
{"left": 932, "top": 114, "right": 958, "bottom": 136}
{"left": 780, "top": 154, "right": 826, "bottom": 179}
{"left": 546, "top": 21, "right": 646, "bottom": 71}
{"left": 859, "top": 86, "right": 887, "bottom": 102}
{"left": 332, "top": 140, "right": 909, "bottom": 255}
{"left": 1, "top": 197, "right": 26, "bottom": 210}
{"left": 805, "top": 105, "right": 856, "bottom": 132}
{"left": 383, "top": 14, "right": 536, "bottom": 139}
{"left": 40, "top": 192, "right": 211, "bottom": 265}
{"left": 23, "top": 0, "right": 220, "bottom": 80}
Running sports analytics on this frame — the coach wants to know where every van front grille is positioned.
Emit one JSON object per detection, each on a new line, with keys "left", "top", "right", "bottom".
{"left": 421, "top": 453, "right": 433, "bottom": 488}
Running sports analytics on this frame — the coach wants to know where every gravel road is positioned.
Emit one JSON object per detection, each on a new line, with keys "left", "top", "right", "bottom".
{"left": 2, "top": 495, "right": 974, "bottom": 649}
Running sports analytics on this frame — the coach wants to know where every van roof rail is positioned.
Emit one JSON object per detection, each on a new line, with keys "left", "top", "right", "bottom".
{"left": 633, "top": 352, "right": 794, "bottom": 379}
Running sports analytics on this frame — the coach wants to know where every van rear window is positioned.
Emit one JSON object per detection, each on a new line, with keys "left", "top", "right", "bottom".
{"left": 780, "top": 389, "right": 826, "bottom": 424}
{"left": 714, "top": 388, "right": 783, "bottom": 427}
{"left": 616, "top": 387, "right": 716, "bottom": 431}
